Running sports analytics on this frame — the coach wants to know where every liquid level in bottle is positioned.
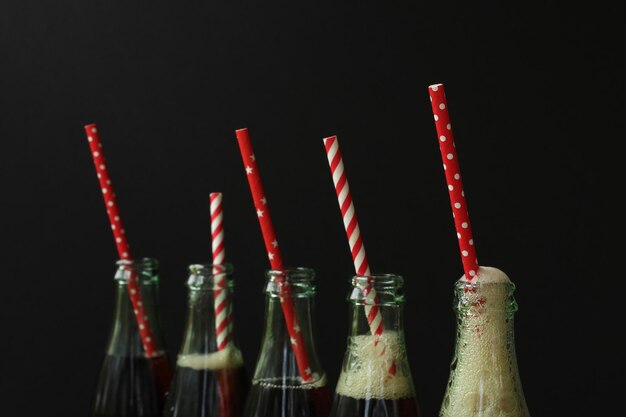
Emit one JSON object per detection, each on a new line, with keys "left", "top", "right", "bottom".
{"left": 243, "top": 376, "right": 332, "bottom": 417}
{"left": 92, "top": 355, "right": 162, "bottom": 417}
{"left": 331, "top": 331, "right": 421, "bottom": 417}
{"left": 164, "top": 349, "right": 249, "bottom": 417}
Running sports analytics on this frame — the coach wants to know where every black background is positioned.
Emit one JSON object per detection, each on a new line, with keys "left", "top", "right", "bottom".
{"left": 0, "top": 1, "right": 623, "bottom": 416}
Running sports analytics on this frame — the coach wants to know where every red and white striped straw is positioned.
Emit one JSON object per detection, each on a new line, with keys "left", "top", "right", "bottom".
{"left": 323, "top": 135, "right": 396, "bottom": 376}
{"left": 428, "top": 84, "right": 480, "bottom": 280}
{"left": 84, "top": 123, "right": 159, "bottom": 357}
{"left": 235, "top": 128, "right": 313, "bottom": 382}
{"left": 209, "top": 192, "right": 233, "bottom": 350}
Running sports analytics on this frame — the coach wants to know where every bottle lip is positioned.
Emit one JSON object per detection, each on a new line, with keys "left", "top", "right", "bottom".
{"left": 188, "top": 262, "right": 234, "bottom": 276}
{"left": 187, "top": 263, "right": 234, "bottom": 290}
{"left": 116, "top": 257, "right": 159, "bottom": 269}
{"left": 114, "top": 258, "right": 159, "bottom": 284}
{"left": 266, "top": 266, "right": 316, "bottom": 281}
{"left": 351, "top": 273, "right": 404, "bottom": 288}
{"left": 264, "top": 267, "right": 316, "bottom": 297}
{"left": 349, "top": 273, "right": 405, "bottom": 304}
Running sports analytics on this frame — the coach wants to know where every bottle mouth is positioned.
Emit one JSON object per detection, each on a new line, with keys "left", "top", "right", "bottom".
{"left": 454, "top": 279, "right": 519, "bottom": 313}
{"left": 116, "top": 257, "right": 159, "bottom": 269}
{"left": 265, "top": 267, "right": 316, "bottom": 297}
{"left": 187, "top": 263, "right": 234, "bottom": 290}
{"left": 114, "top": 257, "right": 159, "bottom": 283}
{"left": 349, "top": 273, "right": 405, "bottom": 305}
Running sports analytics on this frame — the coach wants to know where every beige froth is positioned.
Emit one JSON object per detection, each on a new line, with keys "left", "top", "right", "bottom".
{"left": 440, "top": 266, "right": 529, "bottom": 417}
{"left": 177, "top": 346, "right": 244, "bottom": 370}
{"left": 335, "top": 331, "right": 415, "bottom": 400}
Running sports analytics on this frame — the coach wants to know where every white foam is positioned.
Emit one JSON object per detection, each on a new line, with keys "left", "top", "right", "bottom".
{"left": 441, "top": 266, "right": 528, "bottom": 417}
{"left": 335, "top": 331, "right": 415, "bottom": 400}
{"left": 177, "top": 346, "right": 244, "bottom": 370}
{"left": 460, "top": 266, "right": 511, "bottom": 284}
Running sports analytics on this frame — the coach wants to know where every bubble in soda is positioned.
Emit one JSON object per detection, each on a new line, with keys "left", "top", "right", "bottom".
{"left": 331, "top": 331, "right": 421, "bottom": 417}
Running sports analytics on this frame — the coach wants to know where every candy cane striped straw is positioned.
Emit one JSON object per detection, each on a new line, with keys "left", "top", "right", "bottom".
{"left": 209, "top": 192, "right": 233, "bottom": 350}
{"left": 323, "top": 135, "right": 396, "bottom": 376}
{"left": 235, "top": 128, "right": 313, "bottom": 382}
{"left": 84, "top": 123, "right": 171, "bottom": 394}
{"left": 428, "top": 84, "right": 479, "bottom": 281}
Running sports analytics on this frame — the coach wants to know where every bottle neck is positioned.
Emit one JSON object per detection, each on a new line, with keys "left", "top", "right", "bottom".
{"left": 252, "top": 268, "right": 325, "bottom": 387}
{"left": 106, "top": 259, "right": 165, "bottom": 357}
{"left": 348, "top": 274, "right": 406, "bottom": 336}
{"left": 336, "top": 274, "right": 416, "bottom": 401}
{"left": 441, "top": 267, "right": 530, "bottom": 417}
{"left": 107, "top": 279, "right": 166, "bottom": 357}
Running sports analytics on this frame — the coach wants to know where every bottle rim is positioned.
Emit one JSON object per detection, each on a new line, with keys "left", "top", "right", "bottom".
{"left": 188, "top": 262, "right": 234, "bottom": 276}
{"left": 266, "top": 266, "right": 316, "bottom": 280}
{"left": 115, "top": 257, "right": 159, "bottom": 269}
{"left": 114, "top": 257, "right": 159, "bottom": 284}
{"left": 264, "top": 267, "right": 316, "bottom": 297}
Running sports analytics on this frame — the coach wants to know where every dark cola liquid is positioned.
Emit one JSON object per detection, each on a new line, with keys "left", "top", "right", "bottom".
{"left": 242, "top": 379, "right": 332, "bottom": 417}
{"left": 163, "top": 365, "right": 249, "bottom": 417}
{"left": 92, "top": 355, "right": 163, "bottom": 417}
{"left": 330, "top": 394, "right": 421, "bottom": 417}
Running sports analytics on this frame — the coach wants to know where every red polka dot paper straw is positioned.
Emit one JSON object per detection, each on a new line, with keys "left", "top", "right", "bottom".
{"left": 235, "top": 128, "right": 313, "bottom": 382}
{"left": 84, "top": 123, "right": 159, "bottom": 355}
{"left": 323, "top": 135, "right": 396, "bottom": 377}
{"left": 209, "top": 192, "right": 233, "bottom": 350}
{"left": 428, "top": 84, "right": 479, "bottom": 280}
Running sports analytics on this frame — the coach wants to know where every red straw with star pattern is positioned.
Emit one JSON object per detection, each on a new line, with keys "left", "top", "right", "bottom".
{"left": 235, "top": 128, "right": 313, "bottom": 382}
{"left": 84, "top": 123, "right": 171, "bottom": 395}
{"left": 427, "top": 84, "right": 479, "bottom": 280}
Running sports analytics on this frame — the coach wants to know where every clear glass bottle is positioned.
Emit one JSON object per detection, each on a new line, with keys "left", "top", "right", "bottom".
{"left": 91, "top": 258, "right": 171, "bottom": 417}
{"left": 163, "top": 263, "right": 249, "bottom": 417}
{"left": 242, "top": 267, "right": 332, "bottom": 417}
{"left": 440, "top": 266, "right": 530, "bottom": 417}
{"left": 330, "top": 274, "right": 422, "bottom": 417}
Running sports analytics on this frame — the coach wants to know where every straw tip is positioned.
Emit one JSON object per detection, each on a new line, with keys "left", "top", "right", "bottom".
{"left": 84, "top": 123, "right": 97, "bottom": 131}
{"left": 210, "top": 192, "right": 222, "bottom": 199}
{"left": 323, "top": 135, "right": 337, "bottom": 144}
{"left": 235, "top": 127, "right": 248, "bottom": 133}
{"left": 428, "top": 83, "right": 444, "bottom": 92}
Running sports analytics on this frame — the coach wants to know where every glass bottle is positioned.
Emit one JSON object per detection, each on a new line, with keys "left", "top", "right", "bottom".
{"left": 440, "top": 266, "right": 530, "bottom": 417}
{"left": 330, "top": 274, "right": 422, "bottom": 417}
{"left": 163, "top": 263, "right": 249, "bottom": 417}
{"left": 242, "top": 267, "right": 333, "bottom": 417}
{"left": 91, "top": 258, "right": 171, "bottom": 417}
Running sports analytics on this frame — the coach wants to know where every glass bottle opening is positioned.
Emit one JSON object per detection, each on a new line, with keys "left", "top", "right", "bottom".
{"left": 187, "top": 263, "right": 234, "bottom": 290}
{"left": 114, "top": 257, "right": 159, "bottom": 284}
{"left": 349, "top": 273, "right": 405, "bottom": 305}
{"left": 265, "top": 267, "right": 316, "bottom": 297}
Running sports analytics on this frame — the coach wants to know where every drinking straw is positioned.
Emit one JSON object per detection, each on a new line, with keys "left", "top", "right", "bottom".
{"left": 209, "top": 192, "right": 233, "bottom": 350}
{"left": 84, "top": 123, "right": 171, "bottom": 394}
{"left": 323, "top": 135, "right": 396, "bottom": 377}
{"left": 235, "top": 128, "right": 313, "bottom": 382}
{"left": 427, "top": 84, "right": 479, "bottom": 280}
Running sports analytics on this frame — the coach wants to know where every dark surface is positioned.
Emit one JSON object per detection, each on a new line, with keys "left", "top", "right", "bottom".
{"left": 0, "top": 1, "right": 623, "bottom": 415}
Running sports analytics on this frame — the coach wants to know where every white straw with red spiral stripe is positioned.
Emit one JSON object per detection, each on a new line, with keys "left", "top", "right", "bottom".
{"left": 428, "top": 84, "right": 480, "bottom": 280}
{"left": 210, "top": 192, "right": 233, "bottom": 350}
{"left": 235, "top": 128, "right": 313, "bottom": 382}
{"left": 323, "top": 135, "right": 396, "bottom": 377}
{"left": 84, "top": 123, "right": 159, "bottom": 357}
